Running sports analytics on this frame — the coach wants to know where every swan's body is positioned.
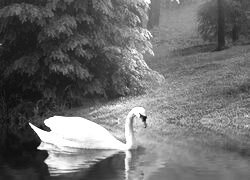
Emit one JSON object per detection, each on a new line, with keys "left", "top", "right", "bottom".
{"left": 29, "top": 107, "right": 147, "bottom": 150}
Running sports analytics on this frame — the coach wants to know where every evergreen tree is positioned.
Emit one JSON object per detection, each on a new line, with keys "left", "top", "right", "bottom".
{"left": 0, "top": 0, "right": 163, "bottom": 115}
{"left": 217, "top": 0, "right": 226, "bottom": 50}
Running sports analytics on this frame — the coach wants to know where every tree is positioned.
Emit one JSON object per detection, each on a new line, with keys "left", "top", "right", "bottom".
{"left": 217, "top": 0, "right": 226, "bottom": 50}
{"left": 198, "top": 0, "right": 247, "bottom": 46}
{"left": 147, "top": 0, "right": 161, "bottom": 29}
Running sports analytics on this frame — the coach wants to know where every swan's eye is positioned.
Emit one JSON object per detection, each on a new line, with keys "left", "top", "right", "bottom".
{"left": 140, "top": 114, "right": 147, "bottom": 122}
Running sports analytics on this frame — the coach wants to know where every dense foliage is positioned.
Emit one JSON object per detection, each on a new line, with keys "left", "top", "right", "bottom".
{"left": 198, "top": 0, "right": 249, "bottom": 42}
{"left": 0, "top": 0, "right": 164, "bottom": 121}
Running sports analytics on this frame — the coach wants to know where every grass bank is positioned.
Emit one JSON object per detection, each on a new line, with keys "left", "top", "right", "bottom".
{"left": 49, "top": 45, "right": 250, "bottom": 155}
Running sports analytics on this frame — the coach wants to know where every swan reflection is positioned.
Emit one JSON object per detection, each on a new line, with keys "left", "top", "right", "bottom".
{"left": 44, "top": 147, "right": 146, "bottom": 180}
{"left": 0, "top": 143, "right": 167, "bottom": 180}
{"left": 45, "top": 149, "right": 118, "bottom": 175}
{"left": 2, "top": 142, "right": 250, "bottom": 180}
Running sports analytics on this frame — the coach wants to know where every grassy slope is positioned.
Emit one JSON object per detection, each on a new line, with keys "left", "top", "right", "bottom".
{"left": 66, "top": 45, "right": 250, "bottom": 153}
{"left": 62, "top": 2, "right": 250, "bottom": 153}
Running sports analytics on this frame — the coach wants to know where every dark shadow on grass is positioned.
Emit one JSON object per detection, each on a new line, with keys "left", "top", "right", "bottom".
{"left": 220, "top": 81, "right": 250, "bottom": 99}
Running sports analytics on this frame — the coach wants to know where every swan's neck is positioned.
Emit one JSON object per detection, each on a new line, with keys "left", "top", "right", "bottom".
{"left": 125, "top": 111, "right": 136, "bottom": 149}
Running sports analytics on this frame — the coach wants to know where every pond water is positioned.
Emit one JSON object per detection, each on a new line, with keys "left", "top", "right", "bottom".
{"left": 1, "top": 141, "right": 250, "bottom": 180}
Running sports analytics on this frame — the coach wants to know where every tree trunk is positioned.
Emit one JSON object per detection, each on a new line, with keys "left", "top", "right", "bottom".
{"left": 147, "top": 0, "right": 161, "bottom": 29}
{"left": 217, "top": 0, "right": 226, "bottom": 50}
{"left": 0, "top": 124, "right": 7, "bottom": 153}
{"left": 232, "top": 24, "right": 240, "bottom": 43}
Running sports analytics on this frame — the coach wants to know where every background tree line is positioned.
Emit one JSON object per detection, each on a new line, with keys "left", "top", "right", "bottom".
{"left": 148, "top": 0, "right": 250, "bottom": 51}
{"left": 198, "top": 0, "right": 250, "bottom": 50}
{"left": 147, "top": 0, "right": 199, "bottom": 29}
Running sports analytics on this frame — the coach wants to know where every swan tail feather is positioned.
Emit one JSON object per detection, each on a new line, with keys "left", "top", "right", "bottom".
{"left": 29, "top": 122, "right": 77, "bottom": 149}
{"left": 29, "top": 123, "right": 52, "bottom": 143}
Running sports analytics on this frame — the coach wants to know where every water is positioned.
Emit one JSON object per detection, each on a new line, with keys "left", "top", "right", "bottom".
{"left": 1, "top": 141, "right": 250, "bottom": 180}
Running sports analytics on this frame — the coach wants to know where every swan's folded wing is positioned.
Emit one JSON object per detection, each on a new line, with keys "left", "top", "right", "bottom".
{"left": 43, "top": 116, "right": 121, "bottom": 148}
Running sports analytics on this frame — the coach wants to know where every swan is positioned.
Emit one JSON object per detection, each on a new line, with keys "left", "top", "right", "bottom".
{"left": 29, "top": 107, "right": 147, "bottom": 150}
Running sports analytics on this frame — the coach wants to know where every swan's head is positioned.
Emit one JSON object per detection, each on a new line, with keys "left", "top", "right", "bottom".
{"left": 132, "top": 107, "right": 147, "bottom": 128}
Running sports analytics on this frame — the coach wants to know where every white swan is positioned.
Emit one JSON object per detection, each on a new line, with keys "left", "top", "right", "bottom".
{"left": 29, "top": 107, "right": 147, "bottom": 150}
